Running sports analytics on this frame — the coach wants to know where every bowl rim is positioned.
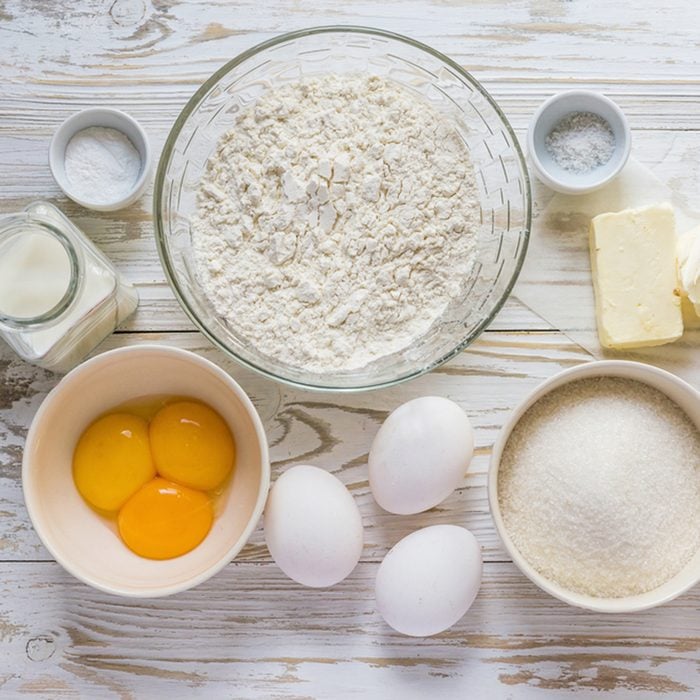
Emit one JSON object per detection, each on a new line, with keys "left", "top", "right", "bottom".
{"left": 21, "top": 344, "right": 271, "bottom": 598}
{"left": 526, "top": 89, "right": 632, "bottom": 195}
{"left": 488, "top": 359, "right": 700, "bottom": 613}
{"left": 153, "top": 25, "right": 532, "bottom": 393}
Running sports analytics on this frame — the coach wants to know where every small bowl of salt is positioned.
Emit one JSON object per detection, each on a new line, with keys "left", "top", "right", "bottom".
{"left": 49, "top": 107, "right": 152, "bottom": 212}
{"left": 527, "top": 90, "right": 630, "bottom": 195}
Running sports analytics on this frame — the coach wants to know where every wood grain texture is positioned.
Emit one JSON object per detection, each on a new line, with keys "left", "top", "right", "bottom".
{"left": 2, "top": 0, "right": 700, "bottom": 696}
{"left": 3, "top": 562, "right": 700, "bottom": 699}
{"left": 0, "top": 330, "right": 588, "bottom": 563}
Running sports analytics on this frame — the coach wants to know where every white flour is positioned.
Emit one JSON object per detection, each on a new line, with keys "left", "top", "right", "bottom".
{"left": 64, "top": 126, "right": 141, "bottom": 204}
{"left": 192, "top": 74, "right": 480, "bottom": 371}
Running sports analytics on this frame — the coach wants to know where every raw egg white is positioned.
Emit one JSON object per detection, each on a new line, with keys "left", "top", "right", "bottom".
{"left": 369, "top": 396, "right": 474, "bottom": 514}
{"left": 375, "top": 525, "right": 482, "bottom": 637}
{"left": 264, "top": 465, "right": 363, "bottom": 587}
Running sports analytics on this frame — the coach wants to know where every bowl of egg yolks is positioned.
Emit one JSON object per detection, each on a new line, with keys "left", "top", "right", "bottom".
{"left": 22, "top": 344, "right": 270, "bottom": 597}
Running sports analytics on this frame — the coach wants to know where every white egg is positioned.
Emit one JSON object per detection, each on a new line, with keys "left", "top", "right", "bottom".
{"left": 264, "top": 465, "right": 363, "bottom": 588}
{"left": 375, "top": 525, "right": 482, "bottom": 637}
{"left": 369, "top": 396, "right": 474, "bottom": 514}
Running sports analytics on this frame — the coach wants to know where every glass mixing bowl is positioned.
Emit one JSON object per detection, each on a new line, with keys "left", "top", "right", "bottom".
{"left": 154, "top": 26, "right": 531, "bottom": 391}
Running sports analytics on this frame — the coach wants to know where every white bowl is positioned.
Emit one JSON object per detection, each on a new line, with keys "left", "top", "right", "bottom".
{"left": 49, "top": 107, "right": 152, "bottom": 212}
{"left": 527, "top": 90, "right": 631, "bottom": 195}
{"left": 489, "top": 360, "right": 700, "bottom": 613}
{"left": 22, "top": 345, "right": 270, "bottom": 597}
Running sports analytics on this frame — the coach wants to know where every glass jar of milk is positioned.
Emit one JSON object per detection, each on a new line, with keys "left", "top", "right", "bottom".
{"left": 0, "top": 202, "right": 138, "bottom": 373}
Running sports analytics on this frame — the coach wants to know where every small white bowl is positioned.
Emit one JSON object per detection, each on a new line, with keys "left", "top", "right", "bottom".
{"left": 527, "top": 90, "right": 631, "bottom": 195}
{"left": 489, "top": 360, "right": 700, "bottom": 613}
{"left": 49, "top": 107, "right": 152, "bottom": 212}
{"left": 22, "top": 345, "right": 270, "bottom": 597}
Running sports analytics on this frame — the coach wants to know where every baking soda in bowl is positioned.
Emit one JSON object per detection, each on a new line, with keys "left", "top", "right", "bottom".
{"left": 498, "top": 376, "right": 700, "bottom": 598}
{"left": 65, "top": 126, "right": 141, "bottom": 205}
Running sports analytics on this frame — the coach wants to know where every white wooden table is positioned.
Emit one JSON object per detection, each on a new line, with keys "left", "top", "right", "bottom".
{"left": 2, "top": 1, "right": 700, "bottom": 697}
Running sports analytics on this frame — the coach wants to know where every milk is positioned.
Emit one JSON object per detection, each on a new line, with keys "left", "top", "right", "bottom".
{"left": 0, "top": 231, "right": 72, "bottom": 319}
{"left": 0, "top": 202, "right": 138, "bottom": 373}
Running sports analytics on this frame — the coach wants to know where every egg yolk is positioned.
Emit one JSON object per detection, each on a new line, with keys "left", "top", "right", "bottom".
{"left": 118, "top": 478, "right": 213, "bottom": 560}
{"left": 149, "top": 401, "right": 235, "bottom": 491}
{"left": 73, "top": 413, "right": 156, "bottom": 512}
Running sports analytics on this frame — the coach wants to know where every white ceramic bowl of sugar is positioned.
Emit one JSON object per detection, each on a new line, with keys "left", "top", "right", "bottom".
{"left": 489, "top": 360, "right": 700, "bottom": 613}
{"left": 22, "top": 344, "right": 270, "bottom": 597}
{"left": 49, "top": 107, "right": 152, "bottom": 212}
{"left": 527, "top": 90, "right": 631, "bottom": 195}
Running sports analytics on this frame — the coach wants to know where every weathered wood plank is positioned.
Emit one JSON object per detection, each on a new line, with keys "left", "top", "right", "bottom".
{"left": 3, "top": 2, "right": 700, "bottom": 337}
{"left": 3, "top": 126, "right": 700, "bottom": 333}
{"left": 2, "top": 0, "right": 700, "bottom": 131}
{"left": 0, "top": 330, "right": 589, "bottom": 563}
{"left": 0, "top": 561, "right": 699, "bottom": 699}
{"left": 3, "top": 0, "right": 700, "bottom": 696}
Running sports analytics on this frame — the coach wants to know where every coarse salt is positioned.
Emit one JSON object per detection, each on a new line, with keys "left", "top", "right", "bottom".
{"left": 545, "top": 111, "right": 615, "bottom": 174}
{"left": 498, "top": 376, "right": 700, "bottom": 598}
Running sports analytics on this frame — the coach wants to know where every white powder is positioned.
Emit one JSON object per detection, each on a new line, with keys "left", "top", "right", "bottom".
{"left": 545, "top": 111, "right": 615, "bottom": 174}
{"left": 64, "top": 126, "right": 141, "bottom": 204}
{"left": 192, "top": 74, "right": 480, "bottom": 372}
{"left": 498, "top": 377, "right": 700, "bottom": 598}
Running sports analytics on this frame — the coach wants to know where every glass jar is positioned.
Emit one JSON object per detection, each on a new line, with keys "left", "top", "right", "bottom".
{"left": 0, "top": 201, "right": 138, "bottom": 373}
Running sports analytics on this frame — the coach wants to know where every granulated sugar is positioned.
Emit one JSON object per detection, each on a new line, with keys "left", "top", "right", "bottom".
{"left": 545, "top": 111, "right": 615, "bottom": 174}
{"left": 498, "top": 376, "right": 700, "bottom": 598}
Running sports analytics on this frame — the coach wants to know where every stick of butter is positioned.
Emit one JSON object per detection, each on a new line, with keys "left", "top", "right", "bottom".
{"left": 589, "top": 202, "right": 683, "bottom": 349}
{"left": 677, "top": 226, "right": 700, "bottom": 311}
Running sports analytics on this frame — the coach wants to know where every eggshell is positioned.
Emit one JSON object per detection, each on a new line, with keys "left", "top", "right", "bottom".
{"left": 369, "top": 396, "right": 474, "bottom": 514}
{"left": 264, "top": 465, "right": 363, "bottom": 588}
{"left": 375, "top": 525, "right": 482, "bottom": 637}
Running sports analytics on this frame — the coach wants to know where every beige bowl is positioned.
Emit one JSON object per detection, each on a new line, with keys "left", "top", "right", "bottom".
{"left": 489, "top": 360, "right": 700, "bottom": 613}
{"left": 22, "top": 345, "right": 270, "bottom": 597}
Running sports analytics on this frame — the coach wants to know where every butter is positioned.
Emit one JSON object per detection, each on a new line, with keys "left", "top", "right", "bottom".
{"left": 677, "top": 226, "right": 700, "bottom": 311}
{"left": 677, "top": 227, "right": 700, "bottom": 328}
{"left": 681, "top": 297, "right": 700, "bottom": 330}
{"left": 589, "top": 203, "right": 683, "bottom": 349}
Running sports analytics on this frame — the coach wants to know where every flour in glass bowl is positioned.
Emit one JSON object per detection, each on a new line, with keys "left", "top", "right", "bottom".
{"left": 191, "top": 74, "right": 480, "bottom": 372}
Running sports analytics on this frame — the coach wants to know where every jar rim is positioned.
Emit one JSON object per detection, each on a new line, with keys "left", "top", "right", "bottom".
{"left": 0, "top": 212, "right": 83, "bottom": 329}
